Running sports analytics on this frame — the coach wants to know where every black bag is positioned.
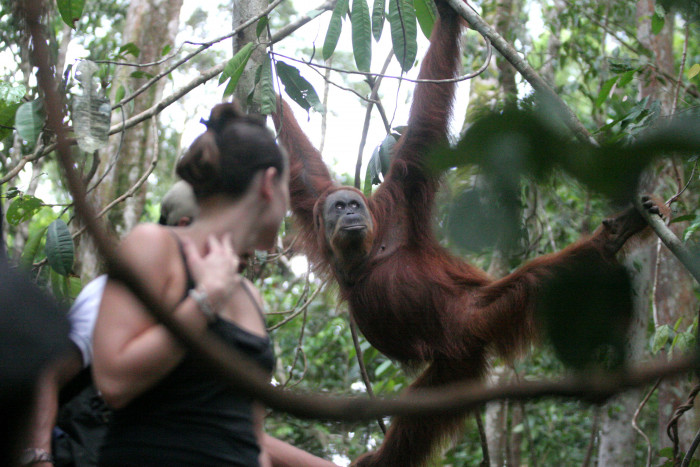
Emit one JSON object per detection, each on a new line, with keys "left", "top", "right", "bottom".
{"left": 53, "top": 369, "right": 111, "bottom": 467}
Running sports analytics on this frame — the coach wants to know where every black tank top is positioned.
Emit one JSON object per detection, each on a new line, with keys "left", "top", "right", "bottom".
{"left": 99, "top": 235, "right": 274, "bottom": 467}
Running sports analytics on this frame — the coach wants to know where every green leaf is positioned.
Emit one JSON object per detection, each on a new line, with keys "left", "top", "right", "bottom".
{"left": 323, "top": 0, "right": 349, "bottom": 60}
{"left": 45, "top": 219, "right": 74, "bottom": 276}
{"left": 673, "top": 332, "right": 695, "bottom": 353}
{"left": 256, "top": 16, "right": 269, "bottom": 38}
{"left": 258, "top": 55, "right": 276, "bottom": 115}
{"left": 129, "top": 71, "right": 154, "bottom": 79}
{"left": 652, "top": 324, "right": 672, "bottom": 354}
{"left": 6, "top": 195, "right": 44, "bottom": 226}
{"left": 119, "top": 42, "right": 141, "bottom": 58}
{"left": 161, "top": 44, "right": 172, "bottom": 56}
{"left": 0, "top": 82, "right": 27, "bottom": 103}
{"left": 114, "top": 85, "right": 126, "bottom": 103}
{"left": 275, "top": 61, "right": 324, "bottom": 112}
{"left": 57, "top": 0, "right": 85, "bottom": 29}
{"left": 20, "top": 226, "right": 48, "bottom": 270}
{"left": 0, "top": 82, "right": 25, "bottom": 141}
{"left": 220, "top": 42, "right": 256, "bottom": 97}
{"left": 651, "top": 12, "right": 665, "bottom": 35}
{"left": 673, "top": 316, "right": 683, "bottom": 331}
{"left": 388, "top": 0, "right": 418, "bottom": 72}
{"left": 414, "top": 0, "right": 436, "bottom": 39}
{"left": 5, "top": 187, "right": 21, "bottom": 199}
{"left": 375, "top": 359, "right": 394, "bottom": 377}
{"left": 352, "top": 0, "right": 372, "bottom": 72}
{"left": 372, "top": 0, "right": 386, "bottom": 41}
{"left": 363, "top": 163, "right": 374, "bottom": 196}
{"left": 688, "top": 63, "right": 700, "bottom": 80}
{"left": 369, "top": 133, "right": 398, "bottom": 184}
{"left": 617, "top": 69, "right": 636, "bottom": 87}
{"left": 15, "top": 99, "right": 45, "bottom": 146}
{"left": 596, "top": 77, "right": 618, "bottom": 107}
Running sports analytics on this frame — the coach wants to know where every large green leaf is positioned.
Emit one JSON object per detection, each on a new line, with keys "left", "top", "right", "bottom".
{"left": 596, "top": 76, "right": 618, "bottom": 107}
{"left": 368, "top": 133, "right": 397, "bottom": 184}
{"left": 45, "top": 219, "right": 74, "bottom": 276}
{"left": 256, "top": 16, "right": 269, "bottom": 38}
{"left": 323, "top": 0, "right": 349, "bottom": 60}
{"left": 0, "top": 82, "right": 25, "bottom": 141}
{"left": 15, "top": 99, "right": 45, "bottom": 146}
{"left": 257, "top": 55, "right": 276, "bottom": 115}
{"left": 413, "top": 0, "right": 436, "bottom": 39}
{"left": 220, "top": 42, "right": 256, "bottom": 97}
{"left": 352, "top": 0, "right": 372, "bottom": 72}
{"left": 388, "top": 0, "right": 418, "bottom": 72}
{"left": 372, "top": 0, "right": 386, "bottom": 41}
{"left": 275, "top": 61, "right": 324, "bottom": 113}
{"left": 57, "top": 0, "right": 85, "bottom": 29}
{"left": 20, "top": 226, "right": 48, "bottom": 270}
{"left": 652, "top": 324, "right": 673, "bottom": 354}
{"left": 6, "top": 195, "right": 44, "bottom": 226}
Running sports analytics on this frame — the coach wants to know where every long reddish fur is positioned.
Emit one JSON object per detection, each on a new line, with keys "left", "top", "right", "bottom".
{"left": 272, "top": 2, "right": 644, "bottom": 465}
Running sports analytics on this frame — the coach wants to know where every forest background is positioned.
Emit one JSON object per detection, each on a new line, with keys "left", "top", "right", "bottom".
{"left": 2, "top": 0, "right": 700, "bottom": 465}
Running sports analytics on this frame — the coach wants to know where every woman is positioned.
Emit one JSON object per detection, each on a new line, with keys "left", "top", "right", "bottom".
{"left": 92, "top": 103, "right": 336, "bottom": 467}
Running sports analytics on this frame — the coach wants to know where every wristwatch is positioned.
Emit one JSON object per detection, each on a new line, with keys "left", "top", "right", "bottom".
{"left": 20, "top": 448, "right": 53, "bottom": 465}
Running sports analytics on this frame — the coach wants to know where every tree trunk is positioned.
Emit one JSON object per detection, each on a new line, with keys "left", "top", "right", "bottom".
{"left": 636, "top": 0, "right": 699, "bottom": 454}
{"left": 77, "top": 0, "right": 183, "bottom": 280}
{"left": 232, "top": 0, "right": 269, "bottom": 113}
{"left": 484, "top": 366, "right": 509, "bottom": 467}
{"left": 597, "top": 243, "right": 656, "bottom": 466}
{"left": 483, "top": 0, "right": 525, "bottom": 463}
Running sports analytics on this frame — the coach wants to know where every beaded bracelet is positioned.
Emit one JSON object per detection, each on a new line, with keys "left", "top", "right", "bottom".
{"left": 188, "top": 287, "right": 218, "bottom": 323}
{"left": 20, "top": 448, "right": 53, "bottom": 466}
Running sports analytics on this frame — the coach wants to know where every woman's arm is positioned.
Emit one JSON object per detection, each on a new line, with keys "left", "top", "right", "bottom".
{"left": 260, "top": 433, "right": 339, "bottom": 467}
{"left": 92, "top": 225, "right": 240, "bottom": 409}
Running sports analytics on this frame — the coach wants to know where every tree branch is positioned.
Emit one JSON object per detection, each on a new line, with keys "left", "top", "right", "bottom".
{"left": 634, "top": 197, "right": 700, "bottom": 285}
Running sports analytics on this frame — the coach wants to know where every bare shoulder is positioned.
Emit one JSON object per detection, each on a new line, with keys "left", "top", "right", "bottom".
{"left": 118, "top": 224, "right": 177, "bottom": 286}
{"left": 241, "top": 278, "right": 264, "bottom": 307}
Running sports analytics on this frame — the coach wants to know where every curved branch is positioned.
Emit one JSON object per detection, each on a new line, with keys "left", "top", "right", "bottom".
{"left": 0, "top": 138, "right": 48, "bottom": 184}
{"left": 269, "top": 35, "right": 492, "bottom": 85}
{"left": 269, "top": 0, "right": 336, "bottom": 46}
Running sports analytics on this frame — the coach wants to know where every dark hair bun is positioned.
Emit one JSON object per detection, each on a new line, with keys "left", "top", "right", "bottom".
{"left": 176, "top": 130, "right": 222, "bottom": 197}
{"left": 205, "top": 102, "right": 246, "bottom": 133}
{"left": 177, "top": 101, "right": 285, "bottom": 200}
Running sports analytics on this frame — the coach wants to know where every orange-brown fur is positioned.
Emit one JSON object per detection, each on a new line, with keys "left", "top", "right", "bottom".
{"left": 272, "top": 1, "right": 654, "bottom": 464}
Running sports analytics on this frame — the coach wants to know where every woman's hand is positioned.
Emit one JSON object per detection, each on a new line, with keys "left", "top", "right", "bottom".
{"left": 183, "top": 233, "right": 240, "bottom": 310}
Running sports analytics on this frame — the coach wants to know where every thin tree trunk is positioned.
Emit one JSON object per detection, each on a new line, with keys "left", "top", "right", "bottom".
{"left": 78, "top": 0, "right": 183, "bottom": 280}
{"left": 635, "top": 0, "right": 699, "bottom": 454}
{"left": 597, "top": 243, "right": 656, "bottom": 466}
{"left": 232, "top": 0, "right": 269, "bottom": 113}
{"left": 484, "top": 0, "right": 524, "bottom": 463}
